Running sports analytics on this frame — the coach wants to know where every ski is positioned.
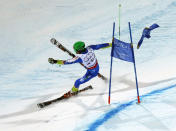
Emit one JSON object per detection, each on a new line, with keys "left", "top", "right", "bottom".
{"left": 50, "top": 38, "right": 107, "bottom": 81}
{"left": 37, "top": 85, "right": 93, "bottom": 108}
{"left": 50, "top": 38, "right": 75, "bottom": 58}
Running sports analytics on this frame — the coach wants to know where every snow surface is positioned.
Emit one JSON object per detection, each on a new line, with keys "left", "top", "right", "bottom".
{"left": 0, "top": 0, "right": 176, "bottom": 130}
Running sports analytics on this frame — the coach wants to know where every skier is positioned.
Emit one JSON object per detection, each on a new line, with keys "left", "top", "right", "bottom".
{"left": 48, "top": 41, "right": 111, "bottom": 93}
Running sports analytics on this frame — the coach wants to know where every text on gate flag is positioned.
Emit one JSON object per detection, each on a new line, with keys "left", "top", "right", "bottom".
{"left": 112, "top": 38, "right": 134, "bottom": 63}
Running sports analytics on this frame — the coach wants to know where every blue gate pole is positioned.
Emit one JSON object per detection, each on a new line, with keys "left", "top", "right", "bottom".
{"left": 108, "top": 22, "right": 115, "bottom": 104}
{"left": 128, "top": 22, "right": 141, "bottom": 104}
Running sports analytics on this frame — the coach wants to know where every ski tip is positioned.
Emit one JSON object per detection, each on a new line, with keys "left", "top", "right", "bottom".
{"left": 37, "top": 103, "right": 44, "bottom": 108}
{"left": 90, "top": 85, "right": 93, "bottom": 89}
{"left": 50, "top": 38, "right": 56, "bottom": 45}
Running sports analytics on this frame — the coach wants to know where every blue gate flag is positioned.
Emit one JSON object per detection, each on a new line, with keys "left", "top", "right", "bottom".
{"left": 112, "top": 38, "right": 134, "bottom": 63}
{"left": 137, "top": 23, "right": 159, "bottom": 49}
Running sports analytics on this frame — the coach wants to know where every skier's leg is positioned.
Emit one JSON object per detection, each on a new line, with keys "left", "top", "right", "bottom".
{"left": 73, "top": 65, "right": 99, "bottom": 91}
{"left": 74, "top": 71, "right": 94, "bottom": 88}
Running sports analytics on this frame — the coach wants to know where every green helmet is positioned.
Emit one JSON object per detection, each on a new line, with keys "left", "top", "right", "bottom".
{"left": 73, "top": 41, "right": 85, "bottom": 53}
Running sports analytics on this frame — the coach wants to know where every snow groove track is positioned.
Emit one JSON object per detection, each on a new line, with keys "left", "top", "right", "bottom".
{"left": 87, "top": 84, "right": 176, "bottom": 131}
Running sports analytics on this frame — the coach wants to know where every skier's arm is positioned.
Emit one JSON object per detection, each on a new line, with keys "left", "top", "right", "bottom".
{"left": 48, "top": 57, "right": 82, "bottom": 65}
{"left": 88, "top": 43, "right": 112, "bottom": 50}
{"left": 63, "top": 57, "right": 83, "bottom": 65}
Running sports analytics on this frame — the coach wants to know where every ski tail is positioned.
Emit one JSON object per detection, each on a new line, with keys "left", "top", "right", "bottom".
{"left": 50, "top": 38, "right": 75, "bottom": 57}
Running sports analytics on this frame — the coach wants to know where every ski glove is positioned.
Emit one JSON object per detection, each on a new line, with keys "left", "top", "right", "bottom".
{"left": 48, "top": 58, "right": 57, "bottom": 64}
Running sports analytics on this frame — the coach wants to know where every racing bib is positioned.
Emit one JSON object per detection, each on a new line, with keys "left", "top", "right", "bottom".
{"left": 78, "top": 47, "right": 97, "bottom": 69}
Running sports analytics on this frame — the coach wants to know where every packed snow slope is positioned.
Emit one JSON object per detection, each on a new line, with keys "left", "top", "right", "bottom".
{"left": 0, "top": 0, "right": 176, "bottom": 130}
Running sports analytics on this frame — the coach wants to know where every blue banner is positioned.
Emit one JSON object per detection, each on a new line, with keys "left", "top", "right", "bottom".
{"left": 112, "top": 38, "right": 134, "bottom": 63}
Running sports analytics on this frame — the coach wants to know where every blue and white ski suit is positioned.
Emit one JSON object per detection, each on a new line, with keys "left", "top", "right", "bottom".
{"left": 64, "top": 43, "right": 110, "bottom": 89}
